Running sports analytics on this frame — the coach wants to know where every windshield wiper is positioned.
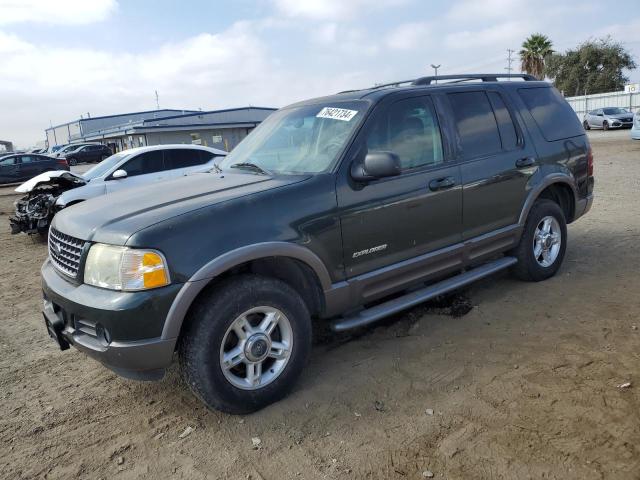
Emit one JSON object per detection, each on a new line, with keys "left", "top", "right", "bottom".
{"left": 229, "top": 162, "right": 270, "bottom": 175}
{"left": 208, "top": 163, "right": 222, "bottom": 173}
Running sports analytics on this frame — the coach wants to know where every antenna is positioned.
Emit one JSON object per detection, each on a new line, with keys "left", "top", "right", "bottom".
{"left": 155, "top": 90, "right": 160, "bottom": 110}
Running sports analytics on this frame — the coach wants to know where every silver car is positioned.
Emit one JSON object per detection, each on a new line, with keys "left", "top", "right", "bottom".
{"left": 632, "top": 110, "right": 640, "bottom": 140}
{"left": 12, "top": 144, "right": 226, "bottom": 235}
{"left": 583, "top": 107, "right": 634, "bottom": 130}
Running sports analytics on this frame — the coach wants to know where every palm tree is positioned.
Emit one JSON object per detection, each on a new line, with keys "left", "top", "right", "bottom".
{"left": 520, "top": 34, "right": 554, "bottom": 80}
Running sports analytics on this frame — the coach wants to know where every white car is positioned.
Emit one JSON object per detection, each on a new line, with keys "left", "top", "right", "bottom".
{"left": 11, "top": 144, "right": 226, "bottom": 235}
{"left": 632, "top": 110, "right": 640, "bottom": 140}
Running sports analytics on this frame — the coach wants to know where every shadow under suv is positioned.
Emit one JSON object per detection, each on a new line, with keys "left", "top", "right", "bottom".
{"left": 41, "top": 74, "right": 594, "bottom": 413}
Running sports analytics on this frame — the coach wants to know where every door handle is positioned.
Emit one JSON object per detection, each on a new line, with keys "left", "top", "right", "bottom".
{"left": 516, "top": 157, "right": 536, "bottom": 168}
{"left": 429, "top": 176, "right": 456, "bottom": 191}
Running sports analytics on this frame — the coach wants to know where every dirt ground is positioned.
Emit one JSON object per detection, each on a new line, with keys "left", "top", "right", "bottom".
{"left": 1, "top": 131, "right": 638, "bottom": 480}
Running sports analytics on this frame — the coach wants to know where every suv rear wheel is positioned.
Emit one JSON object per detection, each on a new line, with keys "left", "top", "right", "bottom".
{"left": 178, "top": 275, "right": 312, "bottom": 414}
{"left": 512, "top": 199, "right": 567, "bottom": 282}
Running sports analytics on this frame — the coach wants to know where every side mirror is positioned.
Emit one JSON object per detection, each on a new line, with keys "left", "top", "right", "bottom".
{"left": 351, "top": 152, "right": 401, "bottom": 182}
{"left": 111, "top": 169, "right": 128, "bottom": 179}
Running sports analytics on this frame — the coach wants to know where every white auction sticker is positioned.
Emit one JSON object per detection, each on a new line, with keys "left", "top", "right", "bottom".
{"left": 316, "top": 107, "right": 358, "bottom": 122}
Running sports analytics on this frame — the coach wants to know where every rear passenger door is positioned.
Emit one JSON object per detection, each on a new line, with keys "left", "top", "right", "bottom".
{"left": 17, "top": 155, "right": 40, "bottom": 180}
{"left": 447, "top": 89, "right": 537, "bottom": 239}
{"left": 105, "top": 150, "right": 166, "bottom": 193}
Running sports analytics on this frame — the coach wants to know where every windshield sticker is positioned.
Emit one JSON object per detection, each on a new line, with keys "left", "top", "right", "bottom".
{"left": 316, "top": 107, "right": 359, "bottom": 122}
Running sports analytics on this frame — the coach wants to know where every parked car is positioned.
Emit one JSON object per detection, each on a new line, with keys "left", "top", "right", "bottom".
{"left": 61, "top": 144, "right": 113, "bottom": 165}
{"left": 51, "top": 143, "right": 96, "bottom": 159}
{"left": 41, "top": 74, "right": 593, "bottom": 413}
{"left": 583, "top": 107, "right": 634, "bottom": 130}
{"left": 29, "top": 148, "right": 47, "bottom": 154}
{"left": 0, "top": 153, "right": 68, "bottom": 185}
{"left": 10, "top": 144, "right": 226, "bottom": 235}
{"left": 631, "top": 110, "right": 640, "bottom": 140}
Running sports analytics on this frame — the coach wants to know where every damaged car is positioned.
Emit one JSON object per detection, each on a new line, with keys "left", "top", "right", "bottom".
{"left": 10, "top": 144, "right": 226, "bottom": 235}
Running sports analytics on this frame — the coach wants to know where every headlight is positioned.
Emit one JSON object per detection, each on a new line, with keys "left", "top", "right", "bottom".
{"left": 84, "top": 243, "right": 170, "bottom": 291}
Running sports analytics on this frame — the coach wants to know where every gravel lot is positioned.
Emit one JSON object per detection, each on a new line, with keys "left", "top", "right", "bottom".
{"left": 0, "top": 131, "right": 638, "bottom": 479}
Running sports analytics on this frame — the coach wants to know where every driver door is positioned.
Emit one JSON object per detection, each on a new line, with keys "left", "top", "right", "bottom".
{"left": 337, "top": 94, "right": 463, "bottom": 280}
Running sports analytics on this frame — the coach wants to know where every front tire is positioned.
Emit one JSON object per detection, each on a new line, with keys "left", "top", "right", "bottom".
{"left": 603, "top": 121, "right": 609, "bottom": 131}
{"left": 511, "top": 199, "right": 567, "bottom": 282}
{"left": 178, "top": 275, "right": 312, "bottom": 414}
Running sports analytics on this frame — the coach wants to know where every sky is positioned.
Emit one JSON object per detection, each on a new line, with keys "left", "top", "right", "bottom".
{"left": 1, "top": 0, "right": 639, "bottom": 148}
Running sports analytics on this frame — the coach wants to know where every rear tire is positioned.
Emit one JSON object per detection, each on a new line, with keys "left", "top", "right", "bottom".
{"left": 68, "top": 158, "right": 77, "bottom": 166}
{"left": 511, "top": 199, "right": 567, "bottom": 282}
{"left": 178, "top": 275, "right": 312, "bottom": 414}
{"left": 583, "top": 120, "right": 590, "bottom": 130}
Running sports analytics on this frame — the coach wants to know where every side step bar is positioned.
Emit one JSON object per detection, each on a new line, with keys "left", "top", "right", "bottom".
{"left": 331, "top": 256, "right": 517, "bottom": 332}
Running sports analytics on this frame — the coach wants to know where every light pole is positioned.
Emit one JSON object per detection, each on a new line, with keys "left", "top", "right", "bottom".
{"left": 431, "top": 64, "right": 441, "bottom": 83}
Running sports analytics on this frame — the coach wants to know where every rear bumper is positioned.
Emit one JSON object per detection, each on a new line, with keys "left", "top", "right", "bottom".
{"left": 574, "top": 194, "right": 594, "bottom": 221}
{"left": 41, "top": 259, "right": 180, "bottom": 380}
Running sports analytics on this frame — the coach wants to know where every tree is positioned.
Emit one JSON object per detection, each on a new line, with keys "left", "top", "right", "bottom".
{"left": 520, "top": 34, "right": 554, "bottom": 80}
{"left": 545, "top": 37, "right": 637, "bottom": 96}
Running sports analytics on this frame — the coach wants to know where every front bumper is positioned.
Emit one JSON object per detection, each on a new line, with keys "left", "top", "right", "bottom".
{"left": 41, "top": 259, "right": 182, "bottom": 380}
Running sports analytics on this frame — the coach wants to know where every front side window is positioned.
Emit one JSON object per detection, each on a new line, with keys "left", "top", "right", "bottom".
{"left": 0, "top": 156, "right": 16, "bottom": 166}
{"left": 449, "top": 91, "right": 502, "bottom": 160}
{"left": 218, "top": 101, "right": 368, "bottom": 174}
{"left": 121, "top": 150, "right": 164, "bottom": 177}
{"left": 366, "top": 96, "right": 443, "bottom": 170}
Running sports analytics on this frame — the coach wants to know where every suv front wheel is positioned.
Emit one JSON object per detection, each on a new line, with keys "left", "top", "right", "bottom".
{"left": 178, "top": 275, "right": 312, "bottom": 414}
{"left": 512, "top": 199, "right": 567, "bottom": 282}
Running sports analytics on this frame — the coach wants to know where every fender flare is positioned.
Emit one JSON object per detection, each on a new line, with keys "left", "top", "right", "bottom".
{"left": 161, "top": 242, "right": 332, "bottom": 340}
{"left": 518, "top": 174, "right": 578, "bottom": 226}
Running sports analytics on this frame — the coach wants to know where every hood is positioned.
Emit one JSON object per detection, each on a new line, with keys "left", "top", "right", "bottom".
{"left": 53, "top": 171, "right": 309, "bottom": 245}
{"left": 15, "top": 170, "right": 86, "bottom": 193}
{"left": 607, "top": 112, "right": 633, "bottom": 120}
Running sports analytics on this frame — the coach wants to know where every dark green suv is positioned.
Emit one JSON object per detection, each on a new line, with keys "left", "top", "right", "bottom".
{"left": 42, "top": 74, "right": 594, "bottom": 413}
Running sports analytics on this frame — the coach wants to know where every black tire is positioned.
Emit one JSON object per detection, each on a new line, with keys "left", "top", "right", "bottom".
{"left": 68, "top": 157, "right": 77, "bottom": 166}
{"left": 603, "top": 121, "right": 609, "bottom": 131}
{"left": 583, "top": 120, "right": 590, "bottom": 130}
{"left": 511, "top": 199, "right": 567, "bottom": 282}
{"left": 178, "top": 274, "right": 312, "bottom": 414}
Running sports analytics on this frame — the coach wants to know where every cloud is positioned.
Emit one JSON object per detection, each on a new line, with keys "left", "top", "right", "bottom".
{"left": 445, "top": 21, "right": 531, "bottom": 50}
{"left": 271, "top": 0, "right": 408, "bottom": 21}
{"left": 0, "top": 0, "right": 117, "bottom": 25}
{"left": 385, "top": 22, "right": 431, "bottom": 50}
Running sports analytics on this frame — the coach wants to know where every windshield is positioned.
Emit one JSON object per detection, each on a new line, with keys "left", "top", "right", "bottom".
{"left": 603, "top": 108, "right": 629, "bottom": 115}
{"left": 83, "top": 152, "right": 127, "bottom": 180}
{"left": 218, "top": 101, "right": 368, "bottom": 174}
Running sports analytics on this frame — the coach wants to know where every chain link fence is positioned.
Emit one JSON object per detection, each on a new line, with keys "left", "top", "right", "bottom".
{"left": 565, "top": 90, "right": 639, "bottom": 118}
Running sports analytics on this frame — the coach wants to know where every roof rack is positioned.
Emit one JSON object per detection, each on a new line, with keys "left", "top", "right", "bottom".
{"left": 338, "top": 73, "right": 538, "bottom": 94}
{"left": 411, "top": 73, "right": 537, "bottom": 86}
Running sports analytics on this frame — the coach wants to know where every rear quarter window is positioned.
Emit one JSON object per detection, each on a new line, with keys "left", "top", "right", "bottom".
{"left": 518, "top": 87, "right": 583, "bottom": 141}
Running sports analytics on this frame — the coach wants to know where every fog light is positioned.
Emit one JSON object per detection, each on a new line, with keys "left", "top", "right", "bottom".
{"left": 95, "top": 323, "right": 112, "bottom": 345}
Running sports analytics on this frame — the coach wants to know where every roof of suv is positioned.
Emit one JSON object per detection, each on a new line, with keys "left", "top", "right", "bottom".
{"left": 288, "top": 73, "right": 548, "bottom": 107}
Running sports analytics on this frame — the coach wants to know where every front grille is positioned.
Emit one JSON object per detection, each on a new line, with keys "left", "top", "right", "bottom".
{"left": 49, "top": 228, "right": 86, "bottom": 278}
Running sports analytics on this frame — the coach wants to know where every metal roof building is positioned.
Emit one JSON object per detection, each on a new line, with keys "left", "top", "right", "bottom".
{"left": 46, "top": 107, "right": 277, "bottom": 153}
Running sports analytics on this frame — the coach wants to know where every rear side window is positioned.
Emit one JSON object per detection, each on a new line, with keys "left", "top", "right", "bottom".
{"left": 164, "top": 149, "right": 209, "bottom": 169}
{"left": 518, "top": 87, "right": 583, "bottom": 141}
{"left": 122, "top": 150, "right": 164, "bottom": 177}
{"left": 487, "top": 92, "right": 520, "bottom": 151}
{"left": 448, "top": 91, "right": 502, "bottom": 159}
{"left": 20, "top": 155, "right": 34, "bottom": 163}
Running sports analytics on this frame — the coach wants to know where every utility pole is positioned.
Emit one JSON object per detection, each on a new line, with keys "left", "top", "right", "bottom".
{"left": 506, "top": 49, "right": 515, "bottom": 79}
{"left": 155, "top": 90, "right": 160, "bottom": 110}
{"left": 430, "top": 64, "right": 441, "bottom": 84}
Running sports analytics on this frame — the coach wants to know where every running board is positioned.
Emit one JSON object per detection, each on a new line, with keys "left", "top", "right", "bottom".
{"left": 331, "top": 256, "right": 517, "bottom": 332}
